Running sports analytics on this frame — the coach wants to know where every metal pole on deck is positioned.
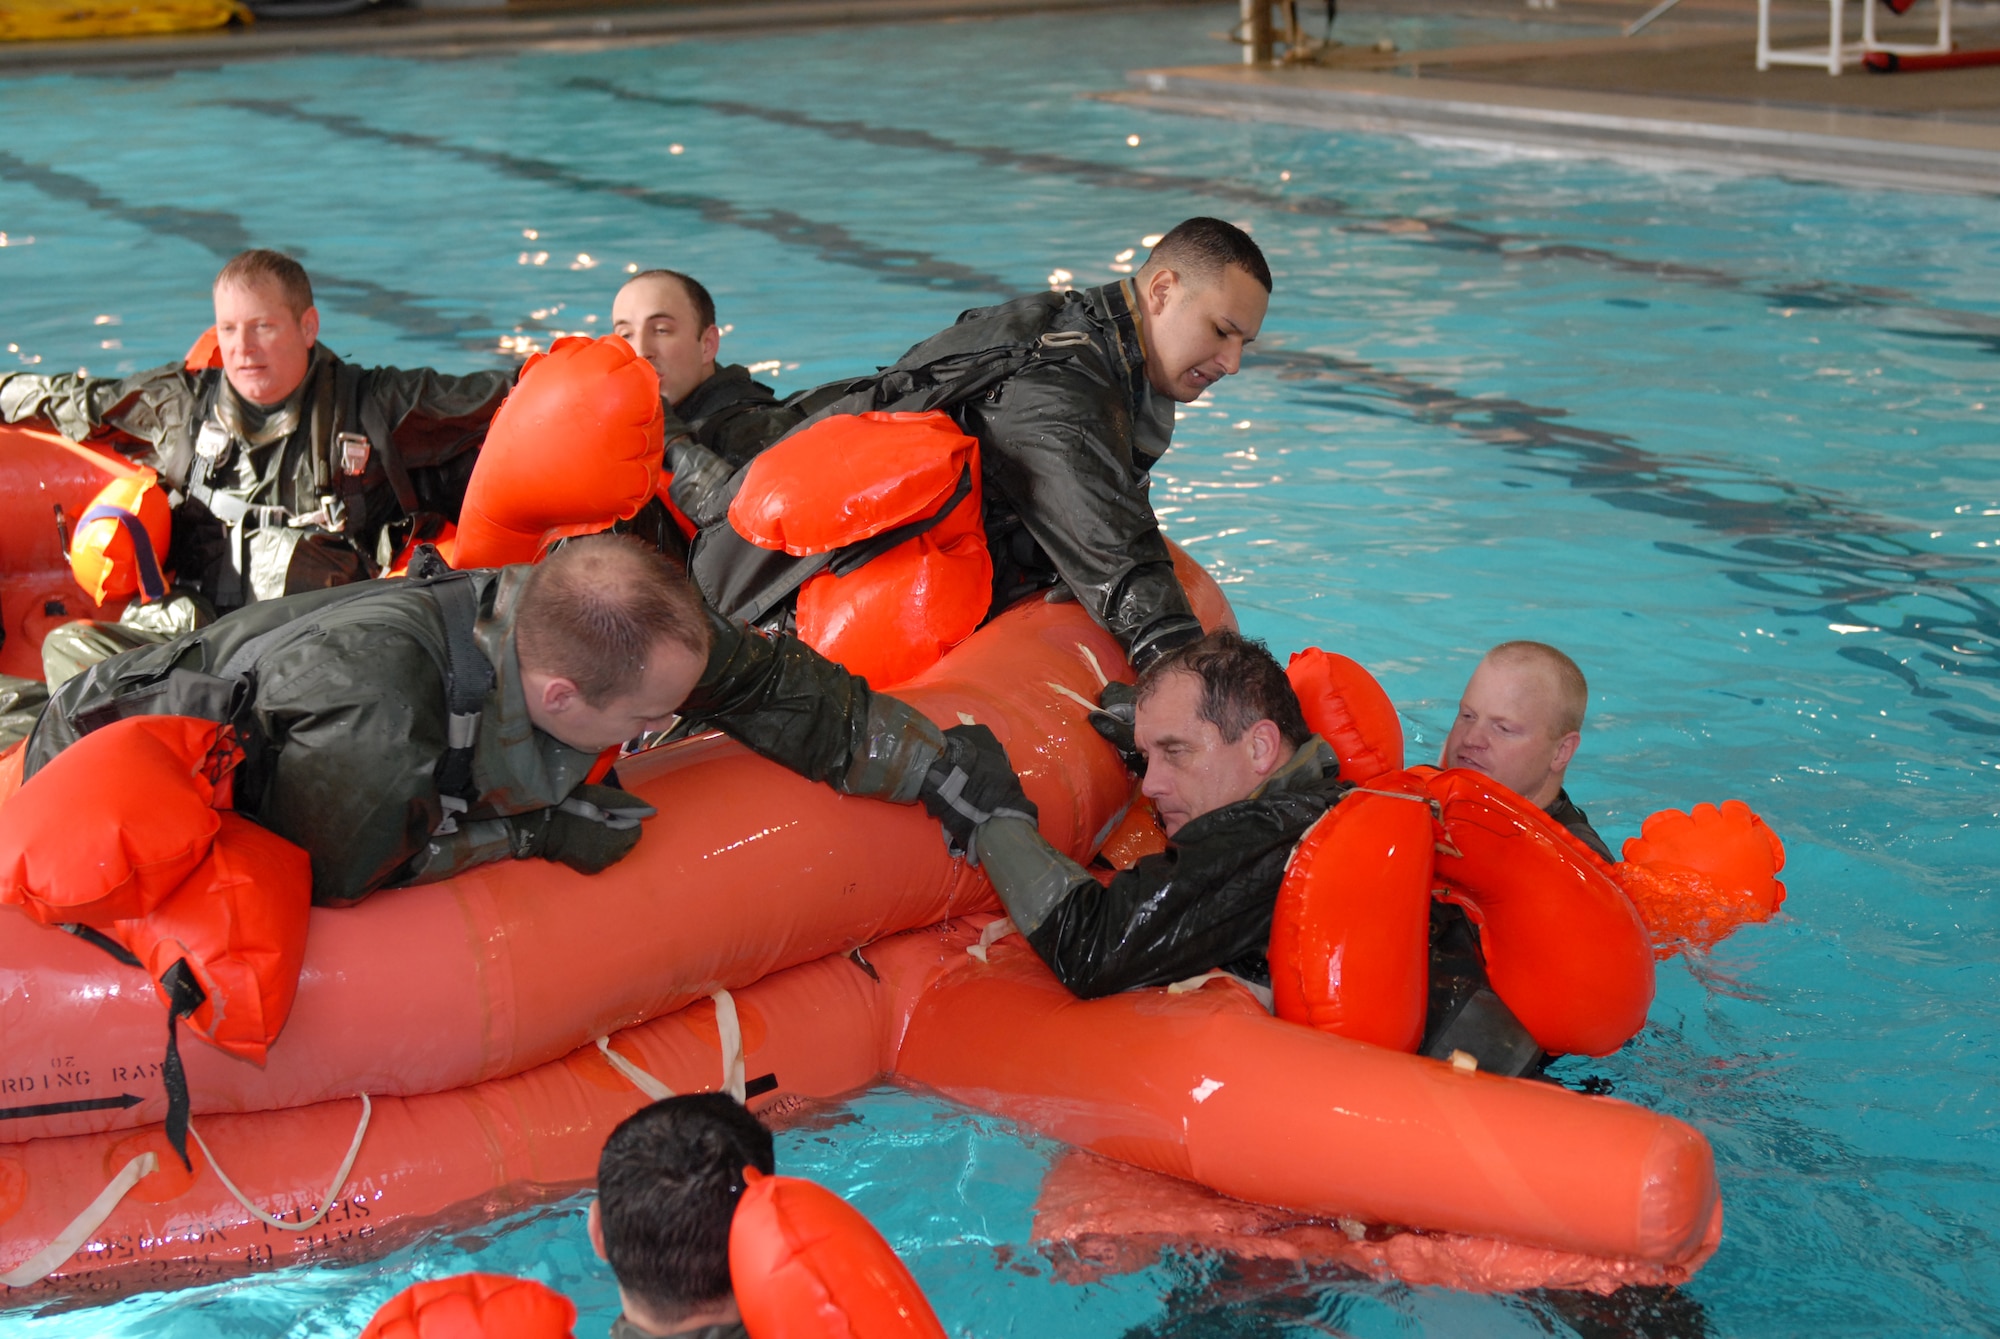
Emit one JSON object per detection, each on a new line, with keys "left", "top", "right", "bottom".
{"left": 1243, "top": 0, "right": 1273, "bottom": 63}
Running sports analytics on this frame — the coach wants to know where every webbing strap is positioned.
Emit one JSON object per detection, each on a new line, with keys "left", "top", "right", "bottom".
{"left": 187, "top": 1094, "right": 372, "bottom": 1232}
{"left": 426, "top": 575, "right": 493, "bottom": 808}
{"left": 0, "top": 1152, "right": 158, "bottom": 1288}
{"left": 824, "top": 463, "right": 975, "bottom": 578}
{"left": 58, "top": 922, "right": 141, "bottom": 968}
{"left": 76, "top": 505, "right": 167, "bottom": 602}
{"left": 159, "top": 959, "right": 206, "bottom": 1172}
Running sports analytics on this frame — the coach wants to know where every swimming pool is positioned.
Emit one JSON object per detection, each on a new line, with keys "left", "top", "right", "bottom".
{"left": 2, "top": 5, "right": 1997, "bottom": 1334}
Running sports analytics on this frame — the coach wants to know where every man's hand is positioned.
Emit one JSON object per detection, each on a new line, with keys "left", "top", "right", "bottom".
{"left": 919, "top": 723, "right": 1037, "bottom": 859}
{"left": 510, "top": 783, "right": 658, "bottom": 875}
{"left": 1088, "top": 681, "right": 1143, "bottom": 773}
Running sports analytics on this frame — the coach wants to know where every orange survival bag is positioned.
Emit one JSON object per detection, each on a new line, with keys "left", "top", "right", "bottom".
{"left": 361, "top": 1273, "right": 578, "bottom": 1339}
{"left": 68, "top": 469, "right": 173, "bottom": 606}
{"left": 452, "top": 335, "right": 663, "bottom": 568}
{"left": 727, "top": 411, "right": 992, "bottom": 689}
{"left": 731, "top": 1168, "right": 947, "bottom": 1339}
{"left": 0, "top": 716, "right": 311, "bottom": 1164}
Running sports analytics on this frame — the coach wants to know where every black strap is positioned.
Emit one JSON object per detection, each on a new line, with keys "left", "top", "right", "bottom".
{"left": 826, "top": 464, "right": 975, "bottom": 578}
{"left": 158, "top": 959, "right": 206, "bottom": 1171}
{"left": 426, "top": 573, "right": 494, "bottom": 806}
{"left": 77, "top": 504, "right": 169, "bottom": 602}
{"left": 60, "top": 921, "right": 143, "bottom": 968}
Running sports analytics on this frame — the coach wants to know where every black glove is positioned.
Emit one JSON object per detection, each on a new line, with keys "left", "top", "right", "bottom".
{"left": 510, "top": 784, "right": 658, "bottom": 875}
{"left": 1088, "top": 681, "right": 1143, "bottom": 774}
{"left": 919, "top": 724, "right": 1038, "bottom": 858}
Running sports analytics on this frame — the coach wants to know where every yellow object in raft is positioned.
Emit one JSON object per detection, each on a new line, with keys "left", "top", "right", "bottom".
{"left": 0, "top": 0, "right": 249, "bottom": 42}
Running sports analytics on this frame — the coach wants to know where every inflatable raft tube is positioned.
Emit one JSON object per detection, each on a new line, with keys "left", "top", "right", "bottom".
{"left": 0, "top": 427, "right": 135, "bottom": 682}
{"left": 0, "top": 919, "right": 1718, "bottom": 1301}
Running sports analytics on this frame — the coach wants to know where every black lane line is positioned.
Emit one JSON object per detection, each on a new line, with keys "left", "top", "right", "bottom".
{"left": 0, "top": 150, "right": 499, "bottom": 354}
{"left": 571, "top": 78, "right": 2000, "bottom": 349}
{"left": 214, "top": 99, "right": 1015, "bottom": 300}
{"left": 0, "top": 1093, "right": 145, "bottom": 1121}
{"left": 1247, "top": 346, "right": 2000, "bottom": 742}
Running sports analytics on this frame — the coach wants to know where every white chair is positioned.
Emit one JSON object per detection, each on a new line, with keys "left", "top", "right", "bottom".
{"left": 1756, "top": 0, "right": 1953, "bottom": 73}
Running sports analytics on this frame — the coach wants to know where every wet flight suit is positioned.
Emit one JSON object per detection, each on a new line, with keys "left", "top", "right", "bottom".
{"left": 24, "top": 564, "right": 945, "bottom": 906}
{"left": 672, "top": 282, "right": 1204, "bottom": 670}
{"left": 621, "top": 363, "right": 800, "bottom": 564}
{"left": 0, "top": 347, "right": 511, "bottom": 678}
{"left": 968, "top": 739, "right": 1618, "bottom": 1076}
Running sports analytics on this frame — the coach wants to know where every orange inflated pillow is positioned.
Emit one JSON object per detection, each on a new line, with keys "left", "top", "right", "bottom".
{"left": 731, "top": 1169, "right": 946, "bottom": 1339}
{"left": 730, "top": 411, "right": 976, "bottom": 556}
{"left": 70, "top": 470, "right": 172, "bottom": 605}
{"left": 360, "top": 1273, "right": 577, "bottom": 1339}
{"left": 1286, "top": 648, "right": 1403, "bottom": 784}
{"left": 0, "top": 717, "right": 237, "bottom": 927}
{"left": 111, "top": 813, "right": 312, "bottom": 1065}
{"left": 452, "top": 335, "right": 663, "bottom": 569}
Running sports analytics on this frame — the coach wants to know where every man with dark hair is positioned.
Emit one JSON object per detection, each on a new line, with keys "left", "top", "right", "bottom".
{"left": 23, "top": 535, "right": 997, "bottom": 905}
{"left": 963, "top": 629, "right": 1345, "bottom": 999}
{"left": 611, "top": 270, "right": 801, "bottom": 561}
{"left": 589, "top": 1094, "right": 771, "bottom": 1338}
{"left": 0, "top": 248, "right": 512, "bottom": 681}
{"left": 675, "top": 217, "right": 1272, "bottom": 671}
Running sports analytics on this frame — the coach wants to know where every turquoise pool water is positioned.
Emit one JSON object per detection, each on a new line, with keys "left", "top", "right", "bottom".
{"left": 3, "top": 5, "right": 1998, "bottom": 1335}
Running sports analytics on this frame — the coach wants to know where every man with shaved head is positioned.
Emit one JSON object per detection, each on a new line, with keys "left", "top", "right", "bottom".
{"left": 1439, "top": 640, "right": 1610, "bottom": 860}
{"left": 674, "top": 217, "right": 1273, "bottom": 672}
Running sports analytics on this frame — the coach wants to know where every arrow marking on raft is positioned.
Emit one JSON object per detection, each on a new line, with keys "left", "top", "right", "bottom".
{"left": 0, "top": 1093, "right": 144, "bottom": 1121}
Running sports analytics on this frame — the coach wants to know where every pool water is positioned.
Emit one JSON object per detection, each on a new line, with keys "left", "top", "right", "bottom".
{"left": 3, "top": 6, "right": 1998, "bottom": 1335}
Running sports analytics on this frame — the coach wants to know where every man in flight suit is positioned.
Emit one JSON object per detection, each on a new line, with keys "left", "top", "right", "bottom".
{"left": 0, "top": 248, "right": 512, "bottom": 682}
{"left": 24, "top": 536, "right": 1007, "bottom": 906}
{"left": 672, "top": 217, "right": 1272, "bottom": 671}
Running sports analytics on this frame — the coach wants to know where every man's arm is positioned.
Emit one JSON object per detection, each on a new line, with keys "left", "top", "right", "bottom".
{"left": 0, "top": 363, "right": 198, "bottom": 455}
{"left": 964, "top": 359, "right": 1201, "bottom": 668}
{"left": 974, "top": 811, "right": 1293, "bottom": 999}
{"left": 358, "top": 366, "right": 514, "bottom": 471}
{"left": 679, "top": 608, "right": 944, "bottom": 801}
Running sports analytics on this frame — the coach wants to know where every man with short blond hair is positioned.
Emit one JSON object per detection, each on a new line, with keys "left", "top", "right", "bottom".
{"left": 1, "top": 248, "right": 512, "bottom": 681}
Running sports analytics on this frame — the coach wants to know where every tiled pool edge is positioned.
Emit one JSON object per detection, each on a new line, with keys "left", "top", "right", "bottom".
{"left": 1109, "top": 64, "right": 2000, "bottom": 197}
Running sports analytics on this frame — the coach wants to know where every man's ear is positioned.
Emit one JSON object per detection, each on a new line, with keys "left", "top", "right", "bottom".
{"left": 1248, "top": 719, "right": 1286, "bottom": 775}
{"left": 1550, "top": 730, "right": 1581, "bottom": 772}
{"left": 300, "top": 305, "right": 320, "bottom": 348}
{"left": 538, "top": 673, "right": 580, "bottom": 716}
{"left": 588, "top": 1199, "right": 607, "bottom": 1261}
{"left": 700, "top": 323, "right": 722, "bottom": 368}
{"left": 1141, "top": 264, "right": 1178, "bottom": 316}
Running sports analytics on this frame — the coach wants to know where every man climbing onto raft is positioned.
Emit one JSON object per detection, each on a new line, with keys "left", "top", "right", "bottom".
{"left": 942, "top": 631, "right": 1625, "bottom": 1077}
{"left": 672, "top": 217, "right": 1271, "bottom": 671}
{"left": 0, "top": 248, "right": 512, "bottom": 684}
{"left": 608, "top": 268, "right": 801, "bottom": 564}
{"left": 20, "top": 535, "right": 1014, "bottom": 904}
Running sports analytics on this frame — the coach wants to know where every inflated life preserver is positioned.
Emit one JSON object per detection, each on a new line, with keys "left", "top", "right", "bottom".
{"left": 1269, "top": 766, "right": 1655, "bottom": 1059}
{"left": 361, "top": 1273, "right": 577, "bottom": 1339}
{"left": 1615, "top": 800, "right": 1786, "bottom": 955}
{"left": 452, "top": 336, "right": 662, "bottom": 569}
{"left": 184, "top": 326, "right": 223, "bottom": 373}
{"left": 731, "top": 1168, "right": 946, "bottom": 1339}
{"left": 1286, "top": 647, "right": 1403, "bottom": 783}
{"left": 728, "top": 411, "right": 992, "bottom": 689}
{"left": 68, "top": 470, "right": 171, "bottom": 606}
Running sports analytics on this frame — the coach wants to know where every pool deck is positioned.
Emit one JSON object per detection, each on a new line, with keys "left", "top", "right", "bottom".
{"left": 1114, "top": 0, "right": 2000, "bottom": 195}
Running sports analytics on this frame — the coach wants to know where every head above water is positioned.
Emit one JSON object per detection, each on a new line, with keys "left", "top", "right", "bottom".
{"left": 1132, "top": 630, "right": 1309, "bottom": 838}
{"left": 613, "top": 269, "right": 721, "bottom": 406}
{"left": 1132, "top": 217, "right": 1272, "bottom": 404}
{"left": 514, "top": 535, "right": 715, "bottom": 754}
{"left": 213, "top": 249, "right": 319, "bottom": 408}
{"left": 588, "top": 1094, "right": 775, "bottom": 1335}
{"left": 1439, "top": 641, "right": 1589, "bottom": 810}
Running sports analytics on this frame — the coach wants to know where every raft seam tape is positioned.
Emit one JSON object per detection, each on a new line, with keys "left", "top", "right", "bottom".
{"left": 0, "top": 1151, "right": 157, "bottom": 1288}
{"left": 188, "top": 1093, "right": 371, "bottom": 1233}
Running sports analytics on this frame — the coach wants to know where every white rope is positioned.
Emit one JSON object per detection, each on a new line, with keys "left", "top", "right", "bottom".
{"left": 1076, "top": 644, "right": 1110, "bottom": 690}
{"left": 596, "top": 1036, "right": 675, "bottom": 1101}
{"left": 0, "top": 1151, "right": 157, "bottom": 1288}
{"left": 712, "top": 989, "right": 747, "bottom": 1103}
{"left": 1046, "top": 681, "right": 1097, "bottom": 714}
{"left": 187, "top": 1093, "right": 371, "bottom": 1232}
{"left": 967, "top": 916, "right": 1017, "bottom": 963}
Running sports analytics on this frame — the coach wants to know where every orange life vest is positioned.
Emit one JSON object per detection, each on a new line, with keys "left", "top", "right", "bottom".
{"left": 452, "top": 335, "right": 663, "bottom": 568}
{"left": 731, "top": 1168, "right": 947, "bottom": 1339}
{"left": 69, "top": 470, "right": 173, "bottom": 606}
{"left": 361, "top": 1272, "right": 578, "bottom": 1339}
{"left": 1615, "top": 800, "right": 1787, "bottom": 955}
{"left": 1285, "top": 647, "right": 1404, "bottom": 783}
{"left": 728, "top": 411, "right": 992, "bottom": 689}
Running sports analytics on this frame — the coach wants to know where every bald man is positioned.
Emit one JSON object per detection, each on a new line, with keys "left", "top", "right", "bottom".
{"left": 1437, "top": 640, "right": 1611, "bottom": 861}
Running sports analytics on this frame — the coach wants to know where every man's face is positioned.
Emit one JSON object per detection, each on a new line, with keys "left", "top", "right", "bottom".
{"left": 213, "top": 278, "right": 318, "bottom": 407}
{"left": 524, "top": 637, "right": 708, "bottom": 754}
{"left": 1439, "top": 657, "right": 1579, "bottom": 809}
{"left": 1135, "top": 670, "right": 1281, "bottom": 838}
{"left": 1136, "top": 263, "right": 1268, "bottom": 404}
{"left": 612, "top": 275, "right": 719, "bottom": 406}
